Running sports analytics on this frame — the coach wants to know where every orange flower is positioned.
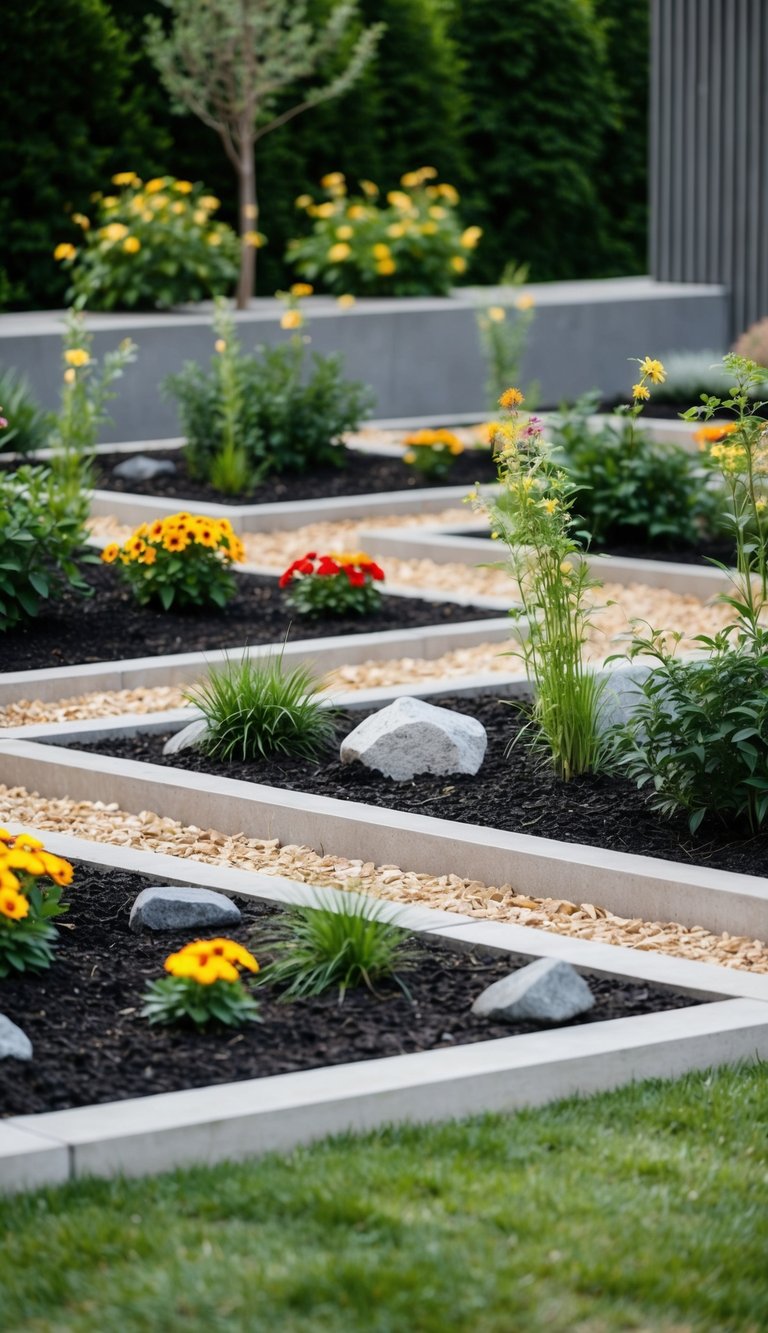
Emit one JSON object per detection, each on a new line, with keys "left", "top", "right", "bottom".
{"left": 499, "top": 388, "right": 525, "bottom": 409}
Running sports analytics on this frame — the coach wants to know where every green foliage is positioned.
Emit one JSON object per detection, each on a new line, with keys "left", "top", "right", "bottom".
{"left": 165, "top": 313, "right": 373, "bottom": 483}
{"left": 549, "top": 392, "right": 719, "bottom": 549}
{"left": 256, "top": 894, "right": 419, "bottom": 1000}
{"left": 105, "top": 514, "right": 241, "bottom": 612}
{"left": 608, "top": 624, "right": 768, "bottom": 834}
{"left": 185, "top": 652, "right": 337, "bottom": 762}
{"left": 0, "top": 852, "right": 72, "bottom": 980}
{"left": 0, "top": 465, "right": 92, "bottom": 631}
{"left": 141, "top": 975, "right": 261, "bottom": 1028}
{"left": 0, "top": 912, "right": 59, "bottom": 978}
{"left": 448, "top": 0, "right": 615, "bottom": 284}
{"left": 288, "top": 169, "right": 480, "bottom": 296}
{"left": 0, "top": 0, "right": 171, "bottom": 310}
{"left": 58, "top": 174, "right": 239, "bottom": 311}
{"left": 0, "top": 369, "right": 54, "bottom": 455}
{"left": 591, "top": 0, "right": 649, "bottom": 275}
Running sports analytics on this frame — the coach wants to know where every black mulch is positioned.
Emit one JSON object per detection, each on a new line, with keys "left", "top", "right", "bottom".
{"left": 84, "top": 695, "right": 768, "bottom": 879}
{"left": 92, "top": 447, "right": 497, "bottom": 505}
{"left": 446, "top": 529, "right": 737, "bottom": 568}
{"left": 0, "top": 866, "right": 699, "bottom": 1116}
{"left": 0, "top": 566, "right": 502, "bottom": 673}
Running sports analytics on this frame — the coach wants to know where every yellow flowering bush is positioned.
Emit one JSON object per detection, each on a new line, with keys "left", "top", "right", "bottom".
{"left": 141, "top": 938, "right": 261, "bottom": 1027}
{"left": 0, "top": 829, "right": 74, "bottom": 976}
{"left": 54, "top": 173, "right": 240, "bottom": 311}
{"left": 402, "top": 428, "right": 464, "bottom": 480}
{"left": 101, "top": 513, "right": 245, "bottom": 611}
{"left": 287, "top": 168, "right": 481, "bottom": 296}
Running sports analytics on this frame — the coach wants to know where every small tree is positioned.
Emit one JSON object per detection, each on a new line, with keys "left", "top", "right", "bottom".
{"left": 146, "top": 0, "right": 382, "bottom": 307}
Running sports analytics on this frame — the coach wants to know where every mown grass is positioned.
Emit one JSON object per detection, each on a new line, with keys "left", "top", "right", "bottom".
{"left": 1, "top": 1063, "right": 766, "bottom": 1332}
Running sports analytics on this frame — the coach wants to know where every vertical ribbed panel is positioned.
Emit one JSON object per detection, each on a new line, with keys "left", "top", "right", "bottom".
{"left": 650, "top": 0, "right": 768, "bottom": 335}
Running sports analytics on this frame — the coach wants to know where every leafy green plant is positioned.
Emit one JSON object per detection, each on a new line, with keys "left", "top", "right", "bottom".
{"left": 402, "top": 428, "right": 465, "bottom": 482}
{"left": 165, "top": 298, "right": 373, "bottom": 486}
{"left": 288, "top": 167, "right": 481, "bottom": 296}
{"left": 0, "top": 830, "right": 74, "bottom": 978}
{"left": 548, "top": 390, "right": 719, "bottom": 549}
{"left": 0, "top": 465, "right": 92, "bottom": 631}
{"left": 476, "top": 267, "right": 538, "bottom": 411}
{"left": 185, "top": 651, "right": 336, "bottom": 762}
{"left": 142, "top": 938, "right": 261, "bottom": 1028}
{"left": 0, "top": 368, "right": 54, "bottom": 455}
{"left": 472, "top": 389, "right": 606, "bottom": 780}
{"left": 255, "top": 893, "right": 419, "bottom": 1001}
{"left": 101, "top": 513, "right": 244, "bottom": 612}
{"left": 279, "top": 550, "right": 385, "bottom": 617}
{"left": 55, "top": 173, "right": 240, "bottom": 311}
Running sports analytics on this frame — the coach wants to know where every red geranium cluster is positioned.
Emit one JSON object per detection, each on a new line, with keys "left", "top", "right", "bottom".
{"left": 279, "top": 550, "right": 385, "bottom": 617}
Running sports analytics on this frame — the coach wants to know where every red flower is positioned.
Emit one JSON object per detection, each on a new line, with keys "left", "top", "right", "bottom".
{"left": 345, "top": 568, "right": 365, "bottom": 587}
{"left": 317, "top": 557, "right": 340, "bottom": 576}
{"left": 296, "top": 558, "right": 315, "bottom": 575}
{"left": 368, "top": 562, "right": 385, "bottom": 581}
{"left": 278, "top": 571, "right": 294, "bottom": 588}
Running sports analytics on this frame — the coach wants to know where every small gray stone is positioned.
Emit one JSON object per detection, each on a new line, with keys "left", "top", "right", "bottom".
{"left": 471, "top": 958, "right": 595, "bottom": 1024}
{"left": 340, "top": 695, "right": 487, "bottom": 780}
{"left": 0, "top": 1013, "right": 33, "bottom": 1061}
{"left": 129, "top": 885, "right": 242, "bottom": 934}
{"left": 112, "top": 454, "right": 177, "bottom": 483}
{"left": 163, "top": 718, "right": 209, "bottom": 755}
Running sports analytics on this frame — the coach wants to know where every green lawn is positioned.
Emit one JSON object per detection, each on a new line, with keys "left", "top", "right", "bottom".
{"left": 1, "top": 1064, "right": 767, "bottom": 1332}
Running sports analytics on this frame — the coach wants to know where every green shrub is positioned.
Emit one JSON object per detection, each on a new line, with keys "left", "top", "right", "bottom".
{"left": 0, "top": 465, "right": 92, "bottom": 631}
{"left": 256, "top": 894, "right": 419, "bottom": 1001}
{"left": 549, "top": 393, "right": 720, "bottom": 549}
{"left": 165, "top": 306, "right": 373, "bottom": 484}
{"left": 288, "top": 168, "right": 481, "bottom": 296}
{"left": 56, "top": 172, "right": 240, "bottom": 311}
{"left": 280, "top": 550, "right": 385, "bottom": 617}
{"left": 185, "top": 653, "right": 337, "bottom": 762}
{"left": 0, "top": 368, "right": 54, "bottom": 455}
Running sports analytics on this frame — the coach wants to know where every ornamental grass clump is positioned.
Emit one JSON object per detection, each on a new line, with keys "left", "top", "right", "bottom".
{"left": 185, "top": 652, "right": 336, "bottom": 762}
{"left": 142, "top": 938, "right": 261, "bottom": 1028}
{"left": 0, "top": 829, "right": 74, "bottom": 977}
{"left": 288, "top": 168, "right": 481, "bottom": 297}
{"left": 101, "top": 512, "right": 245, "bottom": 611}
{"left": 608, "top": 353, "right": 768, "bottom": 833}
{"left": 255, "top": 895, "right": 419, "bottom": 1002}
{"left": 473, "top": 388, "right": 605, "bottom": 780}
{"left": 54, "top": 173, "right": 240, "bottom": 311}
{"left": 402, "top": 429, "right": 464, "bottom": 481}
{"left": 279, "top": 550, "right": 385, "bottom": 617}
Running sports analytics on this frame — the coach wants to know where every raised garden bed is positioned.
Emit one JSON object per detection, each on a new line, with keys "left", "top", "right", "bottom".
{"left": 0, "top": 864, "right": 700, "bottom": 1118}
{"left": 80, "top": 695, "right": 768, "bottom": 880}
{"left": 0, "top": 567, "right": 502, "bottom": 673}
{"left": 91, "top": 447, "right": 496, "bottom": 505}
{"left": 444, "top": 528, "right": 737, "bottom": 569}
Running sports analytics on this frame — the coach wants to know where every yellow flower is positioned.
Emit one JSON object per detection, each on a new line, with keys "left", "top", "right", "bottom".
{"left": 65, "top": 348, "right": 90, "bottom": 367}
{"left": 387, "top": 190, "right": 411, "bottom": 210}
{"left": 437, "top": 183, "right": 459, "bottom": 205}
{"left": 0, "top": 888, "right": 29, "bottom": 920}
{"left": 112, "top": 172, "right": 140, "bottom": 187}
{"left": 499, "top": 387, "right": 525, "bottom": 409}
{"left": 450, "top": 255, "right": 467, "bottom": 273}
{"left": 375, "top": 258, "right": 396, "bottom": 276}
{"left": 71, "top": 213, "right": 90, "bottom": 230}
{"left": 281, "top": 309, "right": 304, "bottom": 330}
{"left": 171, "top": 201, "right": 186, "bottom": 215}
{"left": 63, "top": 368, "right": 76, "bottom": 385}
{"left": 173, "top": 180, "right": 194, "bottom": 193}
{"left": 540, "top": 498, "right": 559, "bottom": 515}
{"left": 141, "top": 211, "right": 154, "bottom": 223}
{"left": 487, "top": 306, "right": 506, "bottom": 322}
{"left": 335, "top": 225, "right": 353, "bottom": 241}
{"left": 639, "top": 356, "right": 666, "bottom": 384}
{"left": 386, "top": 223, "right": 405, "bottom": 239}
{"left": 200, "top": 195, "right": 220, "bottom": 211}
{"left": 515, "top": 293, "right": 535, "bottom": 311}
{"left": 328, "top": 242, "right": 351, "bottom": 262}
{"left": 145, "top": 177, "right": 167, "bottom": 194}
{"left": 632, "top": 383, "right": 651, "bottom": 401}
{"left": 214, "top": 338, "right": 227, "bottom": 354}
{"left": 560, "top": 560, "right": 573, "bottom": 575}
{"left": 295, "top": 193, "right": 314, "bottom": 209}
{"left": 243, "top": 231, "right": 266, "bottom": 248}
{"left": 140, "top": 545, "right": 157, "bottom": 565}
{"left": 313, "top": 201, "right": 336, "bottom": 219}
{"left": 460, "top": 226, "right": 482, "bottom": 249}
{"left": 101, "top": 543, "right": 120, "bottom": 564}
{"left": 337, "top": 294, "right": 356, "bottom": 308}
{"left": 372, "top": 242, "right": 391, "bottom": 261}
{"left": 321, "top": 171, "right": 346, "bottom": 189}
{"left": 101, "top": 196, "right": 119, "bottom": 209}
{"left": 122, "top": 236, "right": 141, "bottom": 254}
{"left": 100, "top": 222, "right": 129, "bottom": 244}
{"left": 162, "top": 530, "right": 190, "bottom": 553}
{"left": 54, "top": 242, "right": 77, "bottom": 262}
{"left": 420, "top": 221, "right": 438, "bottom": 236}
{"left": 290, "top": 282, "right": 314, "bottom": 297}
{"left": 193, "top": 210, "right": 207, "bottom": 225}
{"left": 207, "top": 233, "right": 223, "bottom": 247}
{"left": 193, "top": 522, "right": 219, "bottom": 548}
{"left": 347, "top": 204, "right": 367, "bottom": 220}
{"left": 428, "top": 205, "right": 446, "bottom": 220}
{"left": 12, "top": 834, "right": 43, "bottom": 853}
{"left": 360, "top": 179, "right": 379, "bottom": 198}
{"left": 403, "top": 451, "right": 416, "bottom": 464}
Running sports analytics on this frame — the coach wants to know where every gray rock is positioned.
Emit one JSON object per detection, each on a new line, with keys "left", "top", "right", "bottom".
{"left": 595, "top": 662, "right": 655, "bottom": 733}
{"left": 129, "top": 885, "right": 242, "bottom": 934}
{"left": 471, "top": 958, "right": 595, "bottom": 1024}
{"left": 0, "top": 1013, "right": 33, "bottom": 1061}
{"left": 112, "top": 454, "right": 177, "bottom": 483}
{"left": 340, "top": 695, "right": 487, "bottom": 780}
{"left": 163, "top": 718, "right": 209, "bottom": 755}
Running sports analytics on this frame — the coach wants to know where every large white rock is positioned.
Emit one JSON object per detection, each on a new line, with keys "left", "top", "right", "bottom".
{"left": 0, "top": 1013, "right": 33, "bottom": 1061}
{"left": 340, "top": 695, "right": 487, "bottom": 780}
{"left": 163, "top": 718, "right": 209, "bottom": 755}
{"left": 471, "top": 958, "right": 595, "bottom": 1024}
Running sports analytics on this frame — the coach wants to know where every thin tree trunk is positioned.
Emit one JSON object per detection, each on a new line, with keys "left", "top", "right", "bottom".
{"left": 236, "top": 135, "right": 257, "bottom": 309}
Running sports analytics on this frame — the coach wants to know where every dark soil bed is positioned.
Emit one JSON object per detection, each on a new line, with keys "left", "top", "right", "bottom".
{"left": 84, "top": 695, "right": 768, "bottom": 879}
{"left": 90, "top": 446, "right": 497, "bottom": 505}
{"left": 447, "top": 529, "right": 736, "bottom": 568}
{"left": 0, "top": 866, "right": 699, "bottom": 1116}
{"left": 0, "top": 566, "right": 502, "bottom": 673}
